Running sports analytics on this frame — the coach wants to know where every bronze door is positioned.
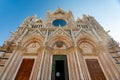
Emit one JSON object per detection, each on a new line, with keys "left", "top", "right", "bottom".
{"left": 86, "top": 59, "right": 106, "bottom": 80}
{"left": 15, "top": 59, "right": 34, "bottom": 80}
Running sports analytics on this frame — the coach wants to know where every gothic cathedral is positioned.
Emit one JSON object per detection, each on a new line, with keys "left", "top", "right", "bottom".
{"left": 0, "top": 8, "right": 120, "bottom": 80}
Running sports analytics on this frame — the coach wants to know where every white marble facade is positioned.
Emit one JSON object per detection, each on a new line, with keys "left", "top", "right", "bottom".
{"left": 0, "top": 8, "right": 120, "bottom": 80}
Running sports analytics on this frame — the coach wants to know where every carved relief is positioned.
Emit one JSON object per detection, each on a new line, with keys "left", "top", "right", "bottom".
{"left": 80, "top": 42, "right": 93, "bottom": 54}
{"left": 26, "top": 41, "right": 40, "bottom": 53}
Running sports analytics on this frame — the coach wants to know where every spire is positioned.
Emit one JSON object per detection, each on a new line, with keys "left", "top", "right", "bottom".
{"left": 53, "top": 7, "right": 66, "bottom": 15}
{"left": 36, "top": 18, "right": 43, "bottom": 23}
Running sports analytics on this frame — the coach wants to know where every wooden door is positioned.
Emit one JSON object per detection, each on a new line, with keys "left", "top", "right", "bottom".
{"left": 86, "top": 59, "right": 106, "bottom": 80}
{"left": 15, "top": 59, "right": 34, "bottom": 80}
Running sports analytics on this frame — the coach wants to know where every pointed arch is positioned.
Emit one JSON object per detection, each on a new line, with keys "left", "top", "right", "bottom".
{"left": 22, "top": 37, "right": 43, "bottom": 53}
{"left": 76, "top": 31, "right": 99, "bottom": 47}
{"left": 48, "top": 35, "right": 73, "bottom": 48}
{"left": 47, "top": 27, "right": 73, "bottom": 48}
{"left": 76, "top": 33, "right": 100, "bottom": 55}
{"left": 23, "top": 38, "right": 42, "bottom": 48}
{"left": 76, "top": 32, "right": 108, "bottom": 55}
{"left": 20, "top": 34, "right": 43, "bottom": 54}
{"left": 48, "top": 27, "right": 70, "bottom": 38}
{"left": 21, "top": 30, "right": 44, "bottom": 46}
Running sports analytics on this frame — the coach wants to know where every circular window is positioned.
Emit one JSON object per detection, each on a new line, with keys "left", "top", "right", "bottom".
{"left": 52, "top": 19, "right": 66, "bottom": 27}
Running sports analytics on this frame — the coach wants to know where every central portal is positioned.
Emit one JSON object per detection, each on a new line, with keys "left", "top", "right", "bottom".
{"left": 51, "top": 55, "right": 69, "bottom": 80}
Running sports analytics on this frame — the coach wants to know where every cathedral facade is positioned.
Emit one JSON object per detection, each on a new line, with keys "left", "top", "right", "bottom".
{"left": 0, "top": 8, "right": 120, "bottom": 80}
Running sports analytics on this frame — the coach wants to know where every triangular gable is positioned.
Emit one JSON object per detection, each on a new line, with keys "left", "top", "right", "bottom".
{"left": 53, "top": 8, "right": 66, "bottom": 15}
{"left": 29, "top": 28, "right": 44, "bottom": 39}
{"left": 76, "top": 30, "right": 101, "bottom": 43}
{"left": 48, "top": 27, "right": 70, "bottom": 39}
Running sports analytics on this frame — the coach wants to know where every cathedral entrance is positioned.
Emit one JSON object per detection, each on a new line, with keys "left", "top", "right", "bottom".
{"left": 15, "top": 59, "right": 34, "bottom": 80}
{"left": 51, "top": 55, "right": 69, "bottom": 80}
{"left": 86, "top": 59, "right": 106, "bottom": 80}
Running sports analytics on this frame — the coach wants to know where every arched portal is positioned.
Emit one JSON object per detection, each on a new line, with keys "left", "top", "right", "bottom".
{"left": 48, "top": 36, "right": 72, "bottom": 80}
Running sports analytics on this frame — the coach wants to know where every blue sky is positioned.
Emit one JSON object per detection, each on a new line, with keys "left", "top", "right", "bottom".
{"left": 0, "top": 0, "right": 120, "bottom": 46}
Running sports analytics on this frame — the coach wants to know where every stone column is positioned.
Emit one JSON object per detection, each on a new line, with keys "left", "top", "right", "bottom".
{"left": 67, "top": 52, "right": 80, "bottom": 80}
{"left": 75, "top": 48, "right": 84, "bottom": 80}
{"left": 36, "top": 47, "right": 52, "bottom": 80}
{"left": 77, "top": 50, "right": 90, "bottom": 80}
{"left": 98, "top": 53, "right": 116, "bottom": 80}
{"left": 40, "top": 52, "right": 52, "bottom": 80}
{"left": 1, "top": 49, "right": 22, "bottom": 80}
{"left": 31, "top": 48, "right": 44, "bottom": 80}
{"left": 103, "top": 52, "right": 120, "bottom": 79}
